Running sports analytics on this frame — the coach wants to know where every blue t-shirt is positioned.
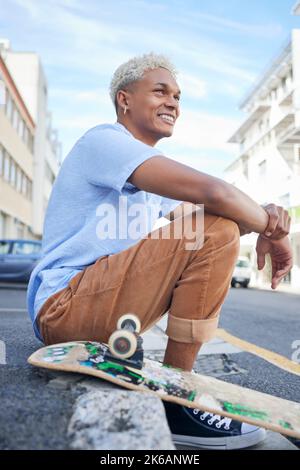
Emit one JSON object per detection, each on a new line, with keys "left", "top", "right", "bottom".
{"left": 27, "top": 122, "right": 181, "bottom": 341}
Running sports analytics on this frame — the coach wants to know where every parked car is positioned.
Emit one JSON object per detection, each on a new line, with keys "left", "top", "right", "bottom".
{"left": 0, "top": 239, "right": 42, "bottom": 283}
{"left": 231, "top": 256, "right": 251, "bottom": 288}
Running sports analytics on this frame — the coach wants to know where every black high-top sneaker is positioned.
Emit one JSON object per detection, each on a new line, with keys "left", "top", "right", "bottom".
{"left": 164, "top": 402, "right": 266, "bottom": 450}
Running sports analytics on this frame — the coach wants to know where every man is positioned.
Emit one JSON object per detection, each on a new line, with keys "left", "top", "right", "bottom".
{"left": 27, "top": 53, "right": 293, "bottom": 450}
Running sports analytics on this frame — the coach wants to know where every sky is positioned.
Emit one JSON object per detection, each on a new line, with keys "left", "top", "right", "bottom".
{"left": 0, "top": 0, "right": 300, "bottom": 177}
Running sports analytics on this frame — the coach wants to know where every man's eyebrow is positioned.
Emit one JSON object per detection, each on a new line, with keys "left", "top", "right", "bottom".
{"left": 154, "top": 82, "right": 181, "bottom": 95}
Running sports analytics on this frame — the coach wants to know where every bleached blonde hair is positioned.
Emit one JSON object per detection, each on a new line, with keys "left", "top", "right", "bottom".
{"left": 109, "top": 52, "right": 178, "bottom": 112}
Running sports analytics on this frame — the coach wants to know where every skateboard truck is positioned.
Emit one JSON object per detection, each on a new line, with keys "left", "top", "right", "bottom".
{"left": 107, "top": 314, "right": 144, "bottom": 369}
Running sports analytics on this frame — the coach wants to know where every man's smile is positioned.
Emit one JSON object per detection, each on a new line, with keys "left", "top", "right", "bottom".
{"left": 157, "top": 113, "right": 176, "bottom": 125}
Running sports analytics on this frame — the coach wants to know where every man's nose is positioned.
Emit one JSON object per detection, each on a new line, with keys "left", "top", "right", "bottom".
{"left": 165, "top": 96, "right": 179, "bottom": 109}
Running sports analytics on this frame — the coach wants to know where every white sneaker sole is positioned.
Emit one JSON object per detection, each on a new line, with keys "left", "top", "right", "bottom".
{"left": 172, "top": 427, "right": 266, "bottom": 450}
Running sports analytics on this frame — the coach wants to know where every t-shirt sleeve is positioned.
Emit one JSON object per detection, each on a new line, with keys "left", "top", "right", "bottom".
{"left": 81, "top": 125, "right": 164, "bottom": 193}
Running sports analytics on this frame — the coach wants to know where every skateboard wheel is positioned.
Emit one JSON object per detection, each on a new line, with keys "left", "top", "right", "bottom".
{"left": 108, "top": 330, "right": 137, "bottom": 359}
{"left": 117, "top": 314, "right": 141, "bottom": 333}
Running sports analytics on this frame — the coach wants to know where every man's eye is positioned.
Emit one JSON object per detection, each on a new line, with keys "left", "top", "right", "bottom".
{"left": 154, "top": 89, "right": 164, "bottom": 93}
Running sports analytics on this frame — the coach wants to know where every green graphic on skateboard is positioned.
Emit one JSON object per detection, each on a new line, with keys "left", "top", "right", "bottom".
{"left": 28, "top": 314, "right": 300, "bottom": 440}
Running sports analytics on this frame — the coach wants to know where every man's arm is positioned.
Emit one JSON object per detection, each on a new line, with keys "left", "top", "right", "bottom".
{"left": 128, "top": 155, "right": 269, "bottom": 234}
{"left": 164, "top": 204, "right": 260, "bottom": 237}
{"left": 163, "top": 202, "right": 198, "bottom": 221}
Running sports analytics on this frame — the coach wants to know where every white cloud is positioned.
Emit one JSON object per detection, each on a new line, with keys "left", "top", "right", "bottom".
{"left": 168, "top": 8, "right": 283, "bottom": 39}
{"left": 12, "top": 0, "right": 258, "bottom": 85}
{"left": 14, "top": 0, "right": 122, "bottom": 44}
{"left": 7, "top": 0, "right": 274, "bottom": 175}
{"left": 177, "top": 72, "right": 207, "bottom": 100}
{"left": 166, "top": 108, "right": 240, "bottom": 152}
{"left": 55, "top": 114, "right": 112, "bottom": 130}
{"left": 50, "top": 88, "right": 112, "bottom": 106}
{"left": 195, "top": 12, "right": 283, "bottom": 39}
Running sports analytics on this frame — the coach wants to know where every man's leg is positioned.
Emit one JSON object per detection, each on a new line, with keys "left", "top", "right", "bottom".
{"left": 162, "top": 211, "right": 240, "bottom": 371}
{"left": 37, "top": 210, "right": 239, "bottom": 351}
{"left": 164, "top": 341, "right": 202, "bottom": 371}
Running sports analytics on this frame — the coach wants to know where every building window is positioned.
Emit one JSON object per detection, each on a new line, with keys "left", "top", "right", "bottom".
{"left": 259, "top": 159, "right": 267, "bottom": 179}
{"left": 12, "top": 102, "right": 19, "bottom": 131}
{"left": 3, "top": 87, "right": 34, "bottom": 153}
{"left": 281, "top": 76, "right": 287, "bottom": 93}
{"left": 21, "top": 173, "right": 27, "bottom": 195}
{"left": 28, "top": 132, "right": 34, "bottom": 153}
{"left": 18, "top": 118, "right": 25, "bottom": 139}
{"left": 27, "top": 179, "right": 32, "bottom": 200}
{"left": 242, "top": 157, "right": 249, "bottom": 179}
{"left": 16, "top": 166, "right": 22, "bottom": 192}
{"left": 0, "top": 143, "right": 32, "bottom": 197}
{"left": 23, "top": 126, "right": 28, "bottom": 146}
{"left": 4, "top": 153, "right": 10, "bottom": 182}
{"left": 10, "top": 160, "right": 16, "bottom": 187}
{"left": 0, "top": 79, "right": 5, "bottom": 106}
{"left": 0, "top": 145, "right": 3, "bottom": 176}
{"left": 45, "top": 161, "right": 55, "bottom": 185}
{"left": 0, "top": 211, "right": 6, "bottom": 238}
{"left": 5, "top": 89, "right": 13, "bottom": 119}
{"left": 296, "top": 245, "right": 300, "bottom": 268}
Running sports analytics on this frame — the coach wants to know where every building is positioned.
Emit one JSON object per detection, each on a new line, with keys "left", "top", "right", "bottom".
{"left": 225, "top": 30, "right": 300, "bottom": 289}
{"left": 0, "top": 39, "right": 61, "bottom": 239}
{"left": 0, "top": 52, "right": 35, "bottom": 239}
{"left": 293, "top": 2, "right": 300, "bottom": 15}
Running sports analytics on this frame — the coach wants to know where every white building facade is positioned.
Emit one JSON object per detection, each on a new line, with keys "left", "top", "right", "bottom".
{"left": 0, "top": 39, "right": 61, "bottom": 239}
{"left": 0, "top": 52, "right": 35, "bottom": 239}
{"left": 225, "top": 30, "right": 300, "bottom": 290}
{"left": 293, "top": 2, "right": 300, "bottom": 15}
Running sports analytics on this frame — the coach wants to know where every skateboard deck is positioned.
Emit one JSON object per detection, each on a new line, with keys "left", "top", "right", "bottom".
{"left": 28, "top": 340, "right": 300, "bottom": 439}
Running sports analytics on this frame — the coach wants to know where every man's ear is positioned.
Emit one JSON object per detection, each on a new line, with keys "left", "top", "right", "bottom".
{"left": 116, "top": 89, "right": 129, "bottom": 108}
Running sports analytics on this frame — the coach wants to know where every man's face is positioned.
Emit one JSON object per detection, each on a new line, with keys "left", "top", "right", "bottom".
{"left": 122, "top": 67, "right": 181, "bottom": 144}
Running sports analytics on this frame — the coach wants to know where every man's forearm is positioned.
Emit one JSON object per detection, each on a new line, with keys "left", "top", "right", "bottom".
{"left": 164, "top": 181, "right": 270, "bottom": 235}
{"left": 165, "top": 190, "right": 269, "bottom": 235}
{"left": 205, "top": 182, "right": 269, "bottom": 234}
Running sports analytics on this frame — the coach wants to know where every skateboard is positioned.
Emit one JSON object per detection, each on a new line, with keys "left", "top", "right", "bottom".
{"left": 28, "top": 314, "right": 300, "bottom": 440}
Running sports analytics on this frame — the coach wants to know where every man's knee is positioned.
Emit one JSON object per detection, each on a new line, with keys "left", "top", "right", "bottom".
{"left": 221, "top": 217, "right": 240, "bottom": 240}
{"left": 210, "top": 216, "right": 240, "bottom": 255}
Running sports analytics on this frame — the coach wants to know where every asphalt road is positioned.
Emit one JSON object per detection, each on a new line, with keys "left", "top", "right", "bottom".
{"left": 0, "top": 283, "right": 299, "bottom": 449}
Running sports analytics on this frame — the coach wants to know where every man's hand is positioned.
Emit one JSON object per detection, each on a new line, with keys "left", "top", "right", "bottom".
{"left": 262, "top": 204, "right": 291, "bottom": 240}
{"left": 237, "top": 204, "right": 291, "bottom": 238}
{"left": 256, "top": 235, "right": 293, "bottom": 289}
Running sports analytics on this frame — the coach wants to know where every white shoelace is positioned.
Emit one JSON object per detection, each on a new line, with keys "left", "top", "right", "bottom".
{"left": 193, "top": 409, "right": 233, "bottom": 430}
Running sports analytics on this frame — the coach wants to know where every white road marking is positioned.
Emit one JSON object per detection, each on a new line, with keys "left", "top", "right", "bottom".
{"left": 0, "top": 308, "right": 27, "bottom": 312}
